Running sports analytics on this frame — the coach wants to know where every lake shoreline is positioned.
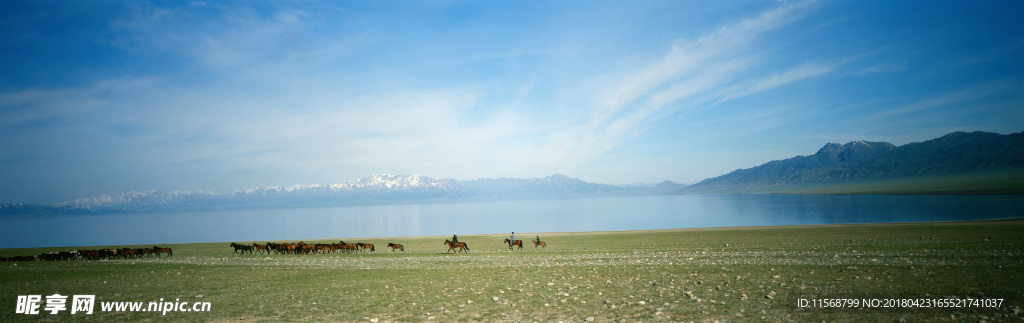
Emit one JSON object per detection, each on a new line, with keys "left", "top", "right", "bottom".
{"left": 4, "top": 194, "right": 1023, "bottom": 249}
{"left": 3, "top": 216, "right": 1023, "bottom": 251}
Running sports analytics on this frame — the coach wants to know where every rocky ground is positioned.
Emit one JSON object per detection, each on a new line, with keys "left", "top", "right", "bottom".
{"left": 2, "top": 220, "right": 1022, "bottom": 322}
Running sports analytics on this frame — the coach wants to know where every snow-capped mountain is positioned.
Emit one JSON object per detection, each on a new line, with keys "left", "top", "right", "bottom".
{"left": 343, "top": 174, "right": 456, "bottom": 190}
{"left": 56, "top": 190, "right": 219, "bottom": 212}
{"left": 37, "top": 174, "right": 683, "bottom": 214}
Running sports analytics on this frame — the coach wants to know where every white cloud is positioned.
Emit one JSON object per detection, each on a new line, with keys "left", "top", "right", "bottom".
{"left": 548, "top": 0, "right": 822, "bottom": 167}
{"left": 851, "top": 62, "right": 905, "bottom": 76}
{"left": 595, "top": 1, "right": 815, "bottom": 124}
{"left": 867, "top": 82, "right": 1020, "bottom": 120}
{"left": 713, "top": 61, "right": 840, "bottom": 105}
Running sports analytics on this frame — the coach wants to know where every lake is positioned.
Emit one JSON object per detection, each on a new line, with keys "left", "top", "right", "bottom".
{"left": 3, "top": 194, "right": 1023, "bottom": 249}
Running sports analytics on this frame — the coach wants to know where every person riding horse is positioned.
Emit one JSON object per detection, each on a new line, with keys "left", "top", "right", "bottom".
{"left": 452, "top": 233, "right": 458, "bottom": 245}
{"left": 509, "top": 232, "right": 516, "bottom": 248}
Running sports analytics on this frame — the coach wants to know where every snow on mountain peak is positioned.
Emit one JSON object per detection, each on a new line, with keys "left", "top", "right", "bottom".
{"left": 49, "top": 173, "right": 635, "bottom": 212}
{"left": 346, "top": 174, "right": 436, "bottom": 189}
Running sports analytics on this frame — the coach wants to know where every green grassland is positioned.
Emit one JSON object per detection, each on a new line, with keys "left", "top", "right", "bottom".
{"left": 692, "top": 168, "right": 1024, "bottom": 195}
{"left": 2, "top": 220, "right": 1023, "bottom": 322}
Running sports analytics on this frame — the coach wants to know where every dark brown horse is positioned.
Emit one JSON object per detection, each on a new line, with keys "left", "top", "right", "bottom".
{"left": 153, "top": 246, "right": 172, "bottom": 257}
{"left": 252, "top": 243, "right": 269, "bottom": 255}
{"left": 504, "top": 238, "right": 523, "bottom": 250}
{"left": 315, "top": 244, "right": 333, "bottom": 254}
{"left": 99, "top": 249, "right": 116, "bottom": 259}
{"left": 299, "top": 243, "right": 316, "bottom": 254}
{"left": 267, "top": 243, "right": 287, "bottom": 254}
{"left": 78, "top": 250, "right": 100, "bottom": 260}
{"left": 387, "top": 243, "right": 404, "bottom": 252}
{"left": 357, "top": 243, "right": 375, "bottom": 252}
{"left": 119, "top": 248, "right": 136, "bottom": 259}
{"left": 136, "top": 248, "right": 154, "bottom": 257}
{"left": 444, "top": 240, "right": 469, "bottom": 253}
{"left": 338, "top": 241, "right": 359, "bottom": 253}
{"left": 532, "top": 239, "right": 546, "bottom": 248}
{"left": 282, "top": 243, "right": 298, "bottom": 254}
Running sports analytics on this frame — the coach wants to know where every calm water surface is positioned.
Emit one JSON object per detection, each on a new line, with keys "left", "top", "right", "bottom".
{"left": 3, "top": 194, "right": 1023, "bottom": 248}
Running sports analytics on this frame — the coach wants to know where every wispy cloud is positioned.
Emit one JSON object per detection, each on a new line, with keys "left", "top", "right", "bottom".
{"left": 713, "top": 60, "right": 842, "bottom": 105}
{"left": 866, "top": 81, "right": 1021, "bottom": 121}
{"left": 850, "top": 61, "right": 906, "bottom": 76}
{"left": 544, "top": 0, "right": 825, "bottom": 166}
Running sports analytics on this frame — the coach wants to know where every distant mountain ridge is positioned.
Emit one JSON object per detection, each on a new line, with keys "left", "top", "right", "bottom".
{"left": 2, "top": 174, "right": 685, "bottom": 215}
{"left": 677, "top": 131, "right": 1024, "bottom": 193}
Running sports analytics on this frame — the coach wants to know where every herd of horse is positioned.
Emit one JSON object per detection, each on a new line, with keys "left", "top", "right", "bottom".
{"left": 227, "top": 238, "right": 546, "bottom": 255}
{"left": 225, "top": 238, "right": 545, "bottom": 255}
{"left": 230, "top": 241, "right": 407, "bottom": 255}
{"left": 0, "top": 246, "right": 172, "bottom": 262}
{"left": 0, "top": 236, "right": 550, "bottom": 262}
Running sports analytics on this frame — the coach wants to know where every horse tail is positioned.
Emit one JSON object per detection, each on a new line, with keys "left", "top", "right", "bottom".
{"left": 371, "top": 245, "right": 375, "bottom": 252}
{"left": 464, "top": 242, "right": 470, "bottom": 250}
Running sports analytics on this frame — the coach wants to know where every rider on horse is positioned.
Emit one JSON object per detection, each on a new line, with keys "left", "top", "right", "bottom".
{"left": 509, "top": 232, "right": 516, "bottom": 248}
{"left": 452, "top": 233, "right": 458, "bottom": 244}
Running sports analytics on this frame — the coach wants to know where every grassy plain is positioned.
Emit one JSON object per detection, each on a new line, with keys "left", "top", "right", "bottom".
{"left": 2, "top": 220, "right": 1023, "bottom": 322}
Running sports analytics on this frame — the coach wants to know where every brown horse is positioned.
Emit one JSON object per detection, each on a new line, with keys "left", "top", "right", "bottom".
{"left": 444, "top": 240, "right": 469, "bottom": 253}
{"left": 136, "top": 248, "right": 154, "bottom": 257}
{"left": 338, "top": 241, "right": 359, "bottom": 253}
{"left": 268, "top": 243, "right": 287, "bottom": 254}
{"left": 315, "top": 244, "right": 333, "bottom": 254}
{"left": 387, "top": 243, "right": 405, "bottom": 252}
{"left": 252, "top": 243, "right": 269, "bottom": 255}
{"left": 504, "top": 238, "right": 523, "bottom": 250}
{"left": 153, "top": 246, "right": 172, "bottom": 257}
{"left": 119, "top": 248, "right": 136, "bottom": 259}
{"left": 357, "top": 243, "right": 375, "bottom": 252}
{"left": 532, "top": 239, "right": 546, "bottom": 248}
{"left": 282, "top": 243, "right": 298, "bottom": 254}
{"left": 78, "top": 250, "right": 100, "bottom": 260}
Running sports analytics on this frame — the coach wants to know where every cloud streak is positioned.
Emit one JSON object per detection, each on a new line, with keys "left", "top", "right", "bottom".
{"left": 866, "top": 82, "right": 1021, "bottom": 121}
{"left": 546, "top": 1, "right": 827, "bottom": 167}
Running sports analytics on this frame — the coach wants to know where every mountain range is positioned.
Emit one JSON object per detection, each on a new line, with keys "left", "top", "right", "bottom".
{"left": 0, "top": 174, "right": 686, "bottom": 215}
{"left": 676, "top": 131, "right": 1024, "bottom": 194}
{"left": 4, "top": 130, "right": 1022, "bottom": 215}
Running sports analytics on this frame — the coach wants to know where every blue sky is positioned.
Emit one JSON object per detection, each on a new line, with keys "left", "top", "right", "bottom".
{"left": 2, "top": 0, "right": 1022, "bottom": 204}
